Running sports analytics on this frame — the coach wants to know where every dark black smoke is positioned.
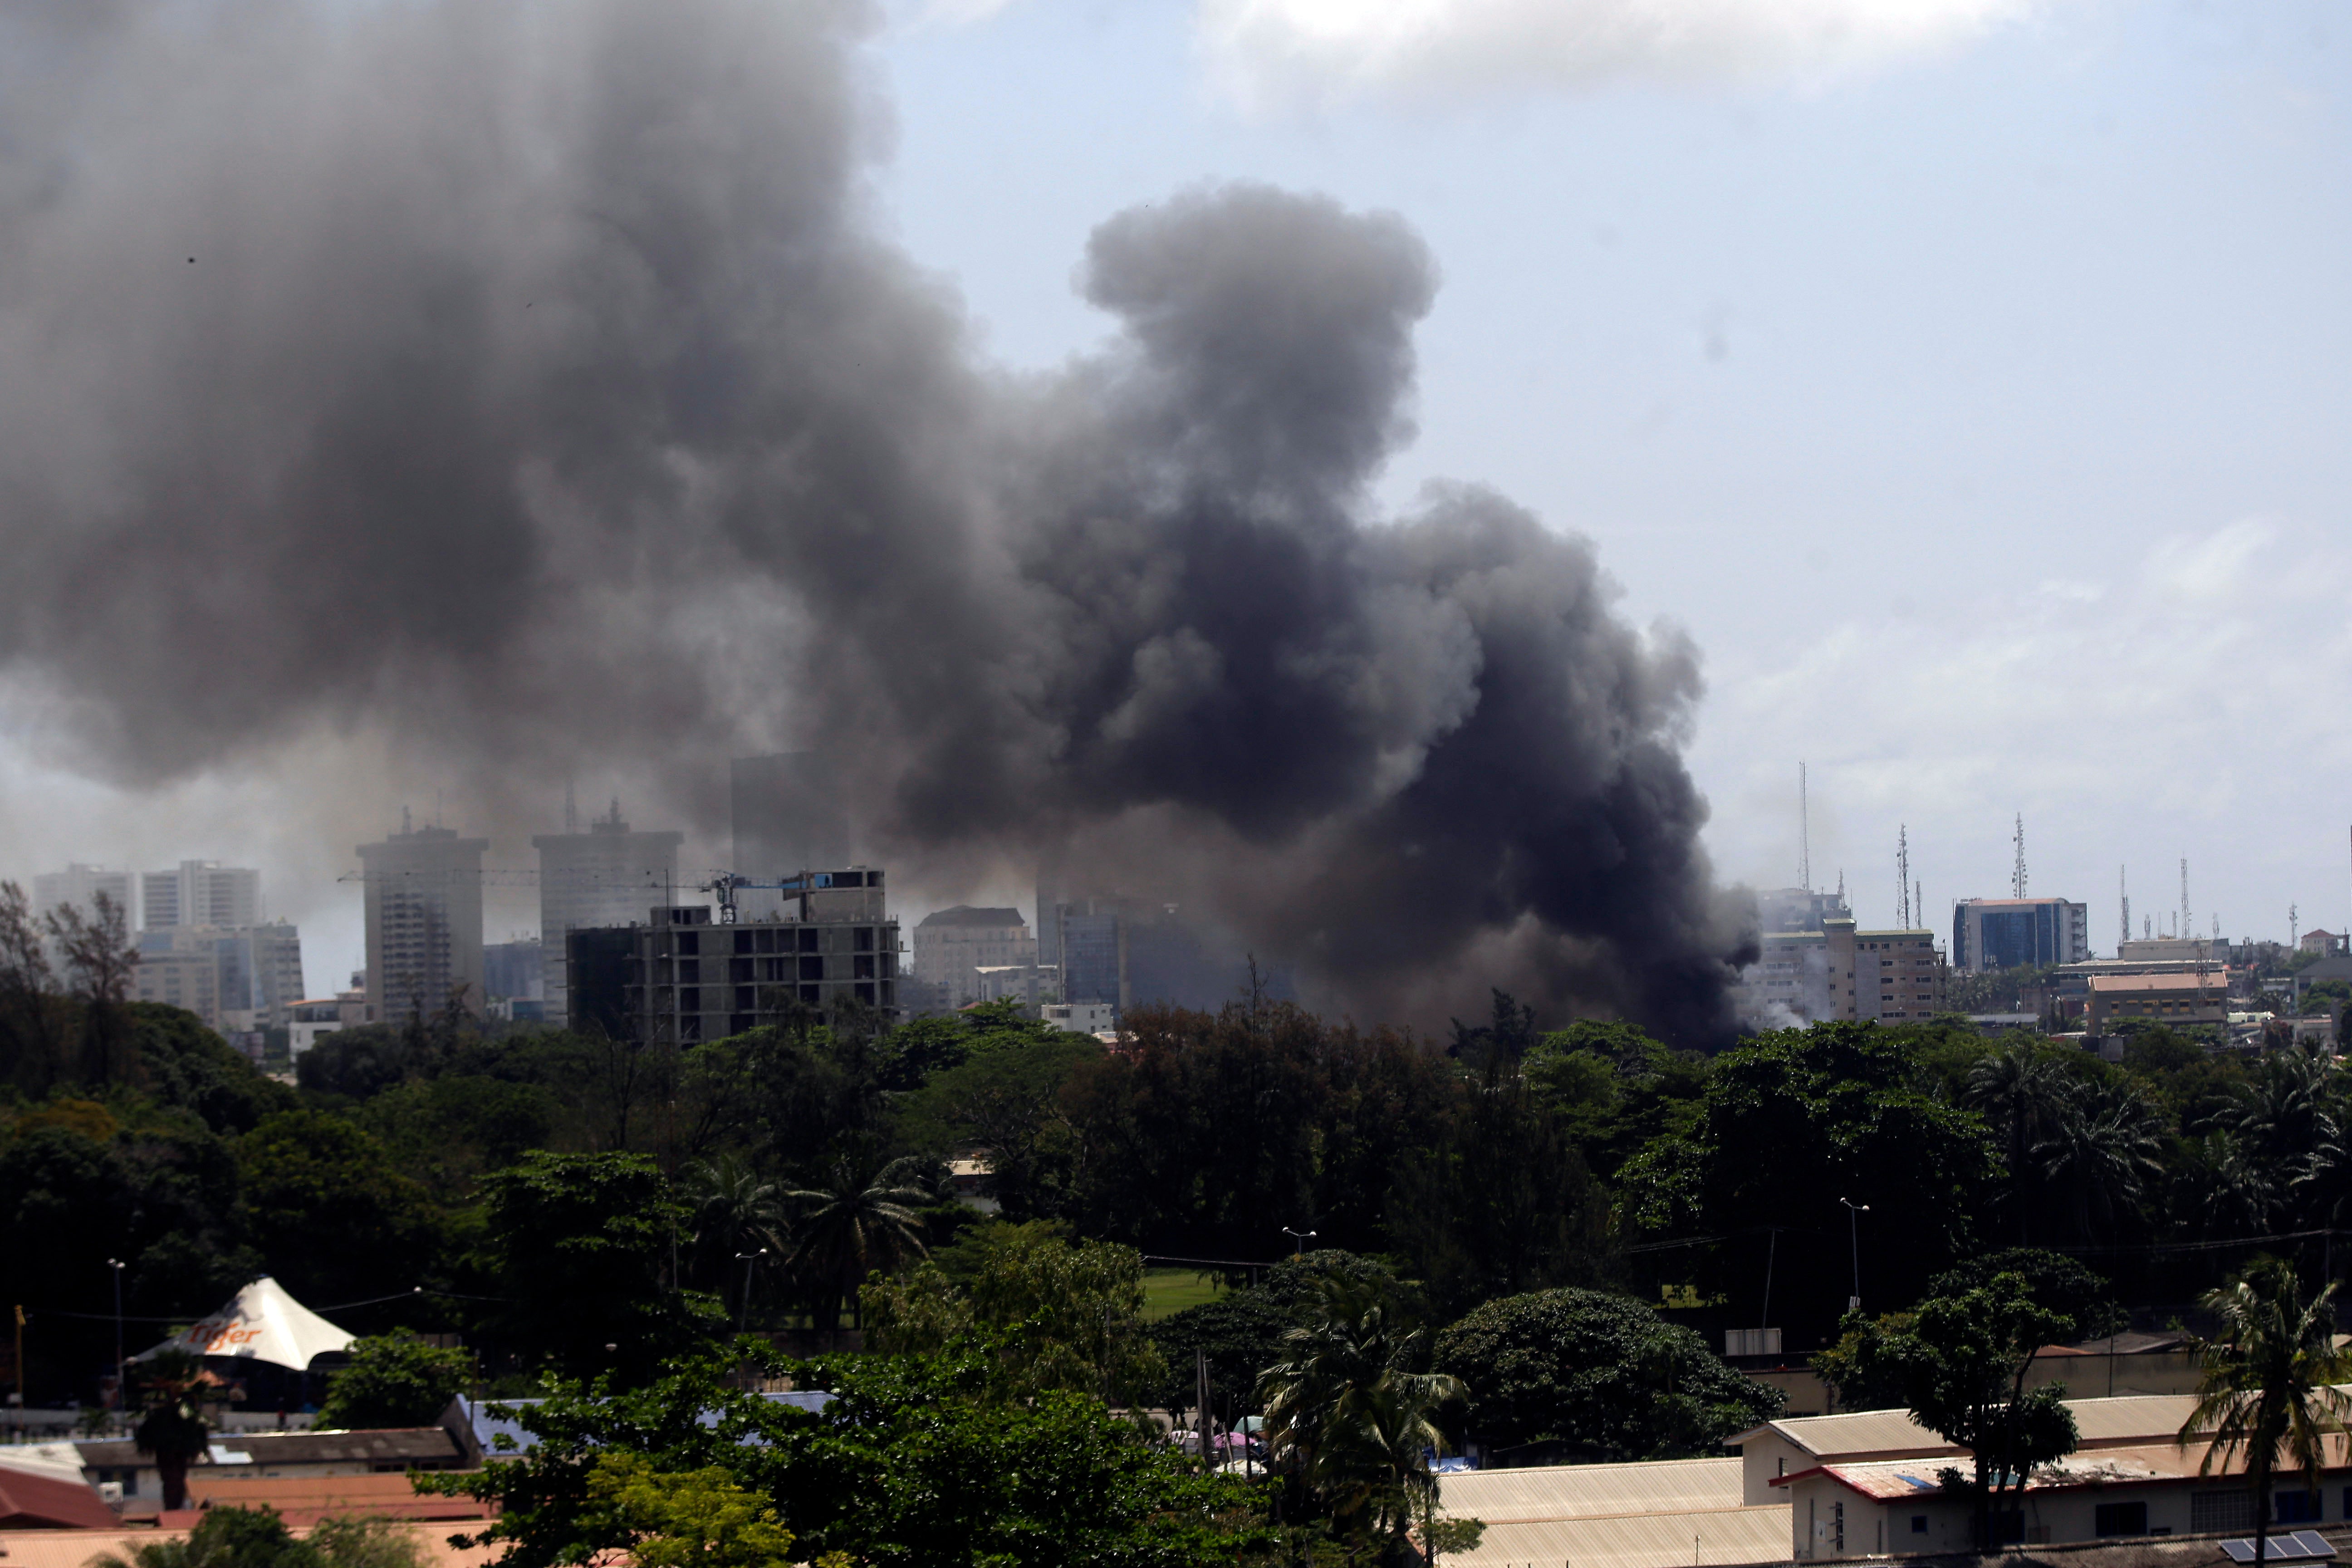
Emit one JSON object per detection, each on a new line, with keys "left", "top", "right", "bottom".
{"left": 0, "top": 0, "right": 1750, "bottom": 1040}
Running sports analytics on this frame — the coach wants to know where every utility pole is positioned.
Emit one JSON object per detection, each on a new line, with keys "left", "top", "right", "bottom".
{"left": 108, "top": 1259, "right": 125, "bottom": 1423}
{"left": 1839, "top": 1199, "right": 1869, "bottom": 1313}
{"left": 2119, "top": 867, "right": 2129, "bottom": 955}
{"left": 2180, "top": 859, "right": 2190, "bottom": 944}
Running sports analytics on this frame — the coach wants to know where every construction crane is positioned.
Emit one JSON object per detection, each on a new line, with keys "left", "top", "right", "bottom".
{"left": 699, "top": 867, "right": 877, "bottom": 926}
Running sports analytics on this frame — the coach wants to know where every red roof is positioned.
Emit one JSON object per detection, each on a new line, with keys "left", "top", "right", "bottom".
{"left": 0, "top": 1467, "right": 121, "bottom": 1530}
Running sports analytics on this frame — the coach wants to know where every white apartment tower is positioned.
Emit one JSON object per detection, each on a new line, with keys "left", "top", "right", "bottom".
{"left": 142, "top": 861, "right": 262, "bottom": 931}
{"left": 532, "top": 801, "right": 684, "bottom": 1028}
{"left": 33, "top": 864, "right": 133, "bottom": 925}
{"left": 357, "top": 820, "right": 488, "bottom": 1020}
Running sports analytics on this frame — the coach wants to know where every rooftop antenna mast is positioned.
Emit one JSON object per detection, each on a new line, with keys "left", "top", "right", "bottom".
{"left": 1799, "top": 763, "right": 1811, "bottom": 892}
{"left": 2292, "top": 903, "right": 2299, "bottom": 952}
{"left": 2180, "top": 858, "right": 2190, "bottom": 943}
{"left": 2011, "top": 814, "right": 2027, "bottom": 898}
{"left": 2119, "top": 866, "right": 2129, "bottom": 954}
{"left": 564, "top": 779, "right": 578, "bottom": 836}
{"left": 1896, "top": 826, "right": 1911, "bottom": 928}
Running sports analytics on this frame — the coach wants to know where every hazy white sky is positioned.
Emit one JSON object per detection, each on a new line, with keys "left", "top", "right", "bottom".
{"left": 4, "top": 0, "right": 2346, "bottom": 989}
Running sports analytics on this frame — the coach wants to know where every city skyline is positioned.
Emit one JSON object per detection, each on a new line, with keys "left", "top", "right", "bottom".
{"left": 0, "top": 0, "right": 2343, "bottom": 1032}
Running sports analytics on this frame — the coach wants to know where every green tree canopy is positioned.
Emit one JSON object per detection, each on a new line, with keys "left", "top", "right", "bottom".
{"left": 1617, "top": 1022, "right": 2000, "bottom": 1339}
{"left": 318, "top": 1331, "right": 474, "bottom": 1430}
{"left": 1430, "top": 1288, "right": 1780, "bottom": 1461}
{"left": 478, "top": 1151, "right": 718, "bottom": 1383}
{"left": 422, "top": 1345, "right": 1270, "bottom": 1568}
{"left": 236, "top": 1111, "right": 441, "bottom": 1307}
{"left": 1889, "top": 1271, "right": 2080, "bottom": 1550}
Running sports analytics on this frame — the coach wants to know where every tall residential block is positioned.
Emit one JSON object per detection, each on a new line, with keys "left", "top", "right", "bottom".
{"left": 533, "top": 802, "right": 683, "bottom": 1026}
{"left": 133, "top": 921, "right": 306, "bottom": 1034}
{"left": 141, "top": 861, "right": 262, "bottom": 931}
{"left": 1733, "top": 886, "right": 1854, "bottom": 1024}
{"left": 1951, "top": 897, "right": 2090, "bottom": 973}
{"left": 568, "top": 867, "right": 899, "bottom": 1044}
{"left": 357, "top": 822, "right": 488, "bottom": 1019}
{"left": 33, "top": 864, "right": 133, "bottom": 925}
{"left": 1824, "top": 919, "right": 1948, "bottom": 1023}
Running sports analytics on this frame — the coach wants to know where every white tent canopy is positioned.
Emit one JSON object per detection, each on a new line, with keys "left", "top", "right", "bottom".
{"left": 130, "top": 1275, "right": 358, "bottom": 1371}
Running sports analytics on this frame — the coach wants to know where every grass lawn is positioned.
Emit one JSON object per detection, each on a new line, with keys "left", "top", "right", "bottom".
{"left": 1140, "top": 1268, "right": 1229, "bottom": 1322}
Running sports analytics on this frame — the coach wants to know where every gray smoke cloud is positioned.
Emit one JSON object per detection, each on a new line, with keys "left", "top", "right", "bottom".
{"left": 0, "top": 0, "right": 1752, "bottom": 1040}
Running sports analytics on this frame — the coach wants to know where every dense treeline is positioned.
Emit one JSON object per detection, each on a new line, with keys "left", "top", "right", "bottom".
{"left": 6, "top": 879, "right": 2347, "bottom": 1428}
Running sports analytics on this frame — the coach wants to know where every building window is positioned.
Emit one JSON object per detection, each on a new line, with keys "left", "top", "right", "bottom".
{"left": 855, "top": 927, "right": 875, "bottom": 952}
{"left": 680, "top": 987, "right": 701, "bottom": 1012}
{"left": 2276, "top": 1491, "right": 2323, "bottom": 1525}
{"left": 731, "top": 957, "right": 753, "bottom": 983}
{"left": 677, "top": 932, "right": 699, "bottom": 956}
{"left": 798, "top": 928, "right": 819, "bottom": 953}
{"left": 679, "top": 958, "right": 700, "bottom": 984}
{"left": 1911, "top": 1516, "right": 1927, "bottom": 1536}
{"left": 755, "top": 929, "right": 776, "bottom": 953}
{"left": 735, "top": 931, "right": 755, "bottom": 954}
{"left": 854, "top": 955, "right": 876, "bottom": 979}
{"left": 2094, "top": 1502, "right": 2148, "bottom": 1536}
{"left": 856, "top": 982, "right": 876, "bottom": 1004}
{"left": 800, "top": 956, "right": 824, "bottom": 981}
{"left": 735, "top": 985, "right": 755, "bottom": 1011}
{"left": 2193, "top": 1491, "right": 2254, "bottom": 1534}
{"left": 799, "top": 984, "right": 820, "bottom": 1004}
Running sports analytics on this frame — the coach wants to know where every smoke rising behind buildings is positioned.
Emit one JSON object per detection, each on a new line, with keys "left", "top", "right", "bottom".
{"left": 0, "top": 0, "right": 1751, "bottom": 1039}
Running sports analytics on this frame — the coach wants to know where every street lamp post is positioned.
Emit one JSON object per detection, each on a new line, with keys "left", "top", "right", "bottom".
{"left": 1281, "top": 1228, "right": 1317, "bottom": 1260}
{"left": 106, "top": 1259, "right": 125, "bottom": 1428}
{"left": 734, "top": 1250, "right": 767, "bottom": 1335}
{"left": 1838, "top": 1200, "right": 1869, "bottom": 1313}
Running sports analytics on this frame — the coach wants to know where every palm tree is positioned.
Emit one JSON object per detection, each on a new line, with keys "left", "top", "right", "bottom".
{"left": 1964, "top": 1043, "right": 2075, "bottom": 1243}
{"left": 780, "top": 1155, "right": 931, "bottom": 1338}
{"left": 130, "top": 1350, "right": 212, "bottom": 1512}
{"left": 2035, "top": 1079, "right": 2165, "bottom": 1243}
{"left": 2180, "top": 1259, "right": 2352, "bottom": 1568}
{"left": 1259, "top": 1277, "right": 1465, "bottom": 1563}
{"left": 684, "top": 1153, "right": 787, "bottom": 1300}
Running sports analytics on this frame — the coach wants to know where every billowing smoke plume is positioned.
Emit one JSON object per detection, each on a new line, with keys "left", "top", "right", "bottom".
{"left": 0, "top": 0, "right": 1751, "bottom": 1039}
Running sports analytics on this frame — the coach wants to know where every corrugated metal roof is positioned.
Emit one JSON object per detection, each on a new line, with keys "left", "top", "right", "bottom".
{"left": 1437, "top": 1504, "right": 1789, "bottom": 1568}
{"left": 1807, "top": 1436, "right": 2352, "bottom": 1502}
{"left": 1437, "top": 1458, "right": 1744, "bottom": 1522}
{"left": 1745, "top": 1392, "right": 2205, "bottom": 1460}
{"left": 0, "top": 1524, "right": 498, "bottom": 1568}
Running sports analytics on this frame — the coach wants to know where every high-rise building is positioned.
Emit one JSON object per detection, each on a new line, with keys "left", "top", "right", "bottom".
{"left": 1824, "top": 919, "right": 1948, "bottom": 1023}
{"left": 1032, "top": 885, "right": 1279, "bottom": 1021}
{"left": 1731, "top": 886, "right": 1855, "bottom": 1025}
{"left": 533, "top": 802, "right": 684, "bottom": 1026}
{"left": 568, "top": 867, "right": 900, "bottom": 1043}
{"left": 141, "top": 861, "right": 262, "bottom": 932}
{"left": 33, "top": 864, "right": 133, "bottom": 926}
{"left": 133, "top": 921, "right": 305, "bottom": 1032}
{"left": 1951, "top": 897, "right": 2091, "bottom": 973}
{"left": 484, "top": 938, "right": 546, "bottom": 1002}
{"left": 357, "top": 821, "right": 488, "bottom": 1019}
{"left": 911, "top": 906, "right": 1036, "bottom": 1011}
{"left": 731, "top": 753, "right": 851, "bottom": 923}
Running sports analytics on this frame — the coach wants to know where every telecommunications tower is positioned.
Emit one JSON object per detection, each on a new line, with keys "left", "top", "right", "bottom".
{"left": 1896, "top": 826, "right": 1911, "bottom": 928}
{"left": 2011, "top": 814, "right": 2027, "bottom": 899}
